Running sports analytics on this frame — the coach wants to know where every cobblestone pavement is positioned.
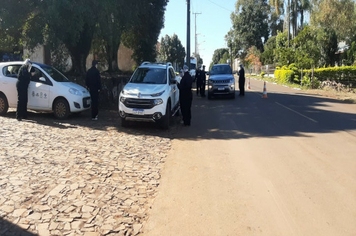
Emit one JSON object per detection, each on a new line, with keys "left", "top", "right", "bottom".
{"left": 0, "top": 109, "right": 178, "bottom": 236}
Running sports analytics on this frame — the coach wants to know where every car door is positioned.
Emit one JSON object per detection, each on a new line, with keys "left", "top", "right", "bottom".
{"left": 28, "top": 67, "right": 51, "bottom": 109}
{"left": 0, "top": 64, "right": 22, "bottom": 107}
{"left": 168, "top": 68, "right": 178, "bottom": 109}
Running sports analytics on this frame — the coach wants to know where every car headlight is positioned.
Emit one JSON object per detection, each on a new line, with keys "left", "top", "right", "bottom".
{"left": 151, "top": 90, "right": 165, "bottom": 97}
{"left": 120, "top": 96, "right": 126, "bottom": 103}
{"left": 69, "top": 88, "right": 82, "bottom": 96}
{"left": 153, "top": 98, "right": 163, "bottom": 106}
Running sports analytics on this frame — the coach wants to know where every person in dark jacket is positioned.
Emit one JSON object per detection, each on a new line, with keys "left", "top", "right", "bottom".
{"left": 200, "top": 65, "right": 207, "bottom": 97}
{"left": 178, "top": 65, "right": 193, "bottom": 126}
{"left": 86, "top": 60, "right": 102, "bottom": 120}
{"left": 195, "top": 66, "right": 202, "bottom": 96}
{"left": 16, "top": 59, "right": 35, "bottom": 121}
{"left": 238, "top": 64, "right": 245, "bottom": 96}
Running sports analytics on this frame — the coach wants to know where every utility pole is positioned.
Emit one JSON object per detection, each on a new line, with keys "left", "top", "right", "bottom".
{"left": 193, "top": 12, "right": 201, "bottom": 58}
{"left": 186, "top": 0, "right": 191, "bottom": 70}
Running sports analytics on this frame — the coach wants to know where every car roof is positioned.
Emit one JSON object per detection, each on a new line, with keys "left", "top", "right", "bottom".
{"left": 139, "top": 62, "right": 172, "bottom": 69}
{"left": 0, "top": 61, "right": 47, "bottom": 67}
{"left": 212, "top": 64, "right": 230, "bottom": 67}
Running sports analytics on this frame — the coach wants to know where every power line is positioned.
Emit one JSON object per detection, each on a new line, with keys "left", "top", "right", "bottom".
{"left": 207, "top": 0, "right": 233, "bottom": 13}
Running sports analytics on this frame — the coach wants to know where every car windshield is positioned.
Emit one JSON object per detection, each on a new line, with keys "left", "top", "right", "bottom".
{"left": 39, "top": 65, "right": 70, "bottom": 82}
{"left": 210, "top": 65, "right": 232, "bottom": 75}
{"left": 130, "top": 68, "right": 167, "bottom": 84}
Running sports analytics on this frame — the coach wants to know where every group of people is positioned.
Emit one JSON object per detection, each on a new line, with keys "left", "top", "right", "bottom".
{"left": 15, "top": 59, "right": 102, "bottom": 121}
{"left": 178, "top": 63, "right": 245, "bottom": 126}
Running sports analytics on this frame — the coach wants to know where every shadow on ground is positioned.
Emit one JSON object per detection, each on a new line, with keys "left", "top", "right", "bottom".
{"left": 0, "top": 217, "right": 38, "bottom": 236}
{"left": 2, "top": 90, "right": 356, "bottom": 141}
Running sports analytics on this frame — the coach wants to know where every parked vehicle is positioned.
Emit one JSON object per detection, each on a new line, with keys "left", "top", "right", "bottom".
{"left": 0, "top": 61, "right": 91, "bottom": 119}
{"left": 118, "top": 62, "right": 180, "bottom": 129}
{"left": 184, "top": 56, "right": 197, "bottom": 78}
{"left": 207, "top": 64, "right": 236, "bottom": 99}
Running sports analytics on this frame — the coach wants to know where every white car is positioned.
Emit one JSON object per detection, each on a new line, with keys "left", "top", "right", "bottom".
{"left": 118, "top": 62, "right": 180, "bottom": 129}
{"left": 0, "top": 61, "right": 91, "bottom": 119}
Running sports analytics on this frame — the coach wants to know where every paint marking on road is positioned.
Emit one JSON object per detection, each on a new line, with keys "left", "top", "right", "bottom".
{"left": 275, "top": 102, "right": 318, "bottom": 123}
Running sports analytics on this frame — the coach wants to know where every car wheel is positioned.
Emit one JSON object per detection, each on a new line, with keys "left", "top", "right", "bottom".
{"left": 53, "top": 98, "right": 70, "bottom": 119}
{"left": 121, "top": 117, "right": 128, "bottom": 127}
{"left": 0, "top": 93, "right": 9, "bottom": 115}
{"left": 160, "top": 102, "right": 171, "bottom": 129}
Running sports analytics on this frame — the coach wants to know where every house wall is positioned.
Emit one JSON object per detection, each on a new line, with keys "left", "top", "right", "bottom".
{"left": 117, "top": 43, "right": 135, "bottom": 72}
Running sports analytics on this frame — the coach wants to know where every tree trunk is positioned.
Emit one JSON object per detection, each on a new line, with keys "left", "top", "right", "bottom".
{"left": 300, "top": 10, "right": 304, "bottom": 30}
{"left": 66, "top": 23, "right": 94, "bottom": 83}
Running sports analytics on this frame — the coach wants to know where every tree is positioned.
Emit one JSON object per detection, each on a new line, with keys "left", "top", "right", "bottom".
{"left": 293, "top": 26, "right": 319, "bottom": 68}
{"left": 211, "top": 48, "right": 229, "bottom": 65}
{"left": 228, "top": 0, "right": 270, "bottom": 59}
{"left": 261, "top": 36, "right": 277, "bottom": 64}
{"left": 218, "top": 52, "right": 231, "bottom": 64}
{"left": 245, "top": 46, "right": 262, "bottom": 72}
{"left": 316, "top": 27, "right": 338, "bottom": 67}
{"left": 310, "top": 0, "right": 355, "bottom": 41}
{"left": 158, "top": 34, "right": 186, "bottom": 68}
{"left": 122, "top": 0, "right": 168, "bottom": 64}
{"left": 275, "top": 31, "right": 295, "bottom": 66}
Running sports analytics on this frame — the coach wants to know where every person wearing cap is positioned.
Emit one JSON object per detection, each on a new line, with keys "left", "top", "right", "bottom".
{"left": 238, "top": 64, "right": 245, "bottom": 96}
{"left": 16, "top": 59, "right": 35, "bottom": 121}
{"left": 177, "top": 65, "right": 193, "bottom": 126}
{"left": 86, "top": 60, "right": 102, "bottom": 120}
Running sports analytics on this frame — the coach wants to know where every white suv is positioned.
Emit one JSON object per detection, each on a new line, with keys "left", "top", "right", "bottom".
{"left": 118, "top": 62, "right": 180, "bottom": 129}
{"left": 0, "top": 61, "right": 91, "bottom": 119}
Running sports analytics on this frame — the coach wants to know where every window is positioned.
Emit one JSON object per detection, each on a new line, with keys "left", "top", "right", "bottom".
{"left": 2, "top": 65, "right": 21, "bottom": 78}
{"left": 130, "top": 68, "right": 167, "bottom": 84}
{"left": 30, "top": 67, "right": 51, "bottom": 85}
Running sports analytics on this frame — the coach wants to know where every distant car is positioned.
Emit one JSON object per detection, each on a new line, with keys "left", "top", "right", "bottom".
{"left": 118, "top": 62, "right": 180, "bottom": 129}
{"left": 207, "top": 64, "right": 236, "bottom": 99}
{"left": 0, "top": 61, "right": 91, "bottom": 119}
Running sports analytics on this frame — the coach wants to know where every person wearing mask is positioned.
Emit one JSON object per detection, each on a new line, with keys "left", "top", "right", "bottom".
{"left": 238, "top": 64, "right": 245, "bottom": 96}
{"left": 200, "top": 65, "right": 207, "bottom": 97}
{"left": 195, "top": 66, "right": 202, "bottom": 96}
{"left": 86, "top": 60, "right": 102, "bottom": 120}
{"left": 178, "top": 65, "right": 193, "bottom": 126}
{"left": 16, "top": 59, "right": 35, "bottom": 121}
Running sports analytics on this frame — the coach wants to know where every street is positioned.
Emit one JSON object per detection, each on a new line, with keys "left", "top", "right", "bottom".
{"left": 143, "top": 78, "right": 356, "bottom": 236}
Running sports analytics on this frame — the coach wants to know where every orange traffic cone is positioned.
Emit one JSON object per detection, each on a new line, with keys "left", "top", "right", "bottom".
{"left": 262, "top": 81, "right": 268, "bottom": 98}
{"left": 248, "top": 77, "right": 251, "bottom": 89}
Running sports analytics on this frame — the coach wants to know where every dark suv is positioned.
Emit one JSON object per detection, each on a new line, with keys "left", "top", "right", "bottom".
{"left": 207, "top": 64, "right": 236, "bottom": 99}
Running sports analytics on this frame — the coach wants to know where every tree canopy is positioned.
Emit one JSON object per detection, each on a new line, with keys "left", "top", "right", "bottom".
{"left": 158, "top": 34, "right": 186, "bottom": 68}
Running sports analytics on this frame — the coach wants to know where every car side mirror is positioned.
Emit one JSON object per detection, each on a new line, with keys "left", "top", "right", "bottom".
{"left": 39, "top": 77, "right": 46, "bottom": 82}
{"left": 233, "top": 71, "right": 237, "bottom": 74}
{"left": 170, "top": 79, "right": 177, "bottom": 85}
{"left": 206, "top": 72, "right": 210, "bottom": 75}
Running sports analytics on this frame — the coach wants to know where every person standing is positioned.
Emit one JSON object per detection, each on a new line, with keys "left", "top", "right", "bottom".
{"left": 195, "top": 66, "right": 202, "bottom": 96}
{"left": 238, "top": 64, "right": 245, "bottom": 96}
{"left": 86, "top": 60, "right": 102, "bottom": 120}
{"left": 16, "top": 59, "right": 35, "bottom": 121}
{"left": 178, "top": 65, "right": 193, "bottom": 126}
{"left": 200, "top": 65, "right": 207, "bottom": 97}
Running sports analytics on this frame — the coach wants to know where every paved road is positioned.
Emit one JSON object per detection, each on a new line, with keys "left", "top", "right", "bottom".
{"left": 143, "top": 78, "right": 356, "bottom": 236}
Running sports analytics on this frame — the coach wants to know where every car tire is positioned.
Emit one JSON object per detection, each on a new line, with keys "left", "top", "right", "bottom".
{"left": 160, "top": 102, "right": 171, "bottom": 129}
{"left": 53, "top": 98, "right": 70, "bottom": 119}
{"left": 0, "top": 93, "right": 9, "bottom": 115}
{"left": 121, "top": 117, "right": 128, "bottom": 127}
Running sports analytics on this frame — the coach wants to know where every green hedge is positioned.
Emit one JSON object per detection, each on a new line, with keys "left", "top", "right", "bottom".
{"left": 303, "top": 66, "right": 356, "bottom": 84}
{"left": 274, "top": 69, "right": 295, "bottom": 83}
{"left": 275, "top": 66, "right": 356, "bottom": 87}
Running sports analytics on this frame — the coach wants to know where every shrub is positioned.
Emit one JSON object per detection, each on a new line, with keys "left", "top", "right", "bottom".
{"left": 302, "top": 66, "right": 356, "bottom": 87}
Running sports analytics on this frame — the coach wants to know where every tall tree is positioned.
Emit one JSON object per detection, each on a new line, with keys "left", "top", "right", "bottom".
{"left": 310, "top": 0, "right": 356, "bottom": 41}
{"left": 228, "top": 0, "right": 270, "bottom": 59}
{"left": 211, "top": 48, "right": 230, "bottom": 65}
{"left": 122, "top": 0, "right": 168, "bottom": 64}
{"left": 316, "top": 27, "right": 338, "bottom": 67}
{"left": 158, "top": 34, "right": 186, "bottom": 68}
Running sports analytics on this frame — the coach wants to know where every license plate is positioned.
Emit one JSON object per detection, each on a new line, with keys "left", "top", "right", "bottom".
{"left": 133, "top": 109, "right": 144, "bottom": 115}
{"left": 218, "top": 87, "right": 225, "bottom": 91}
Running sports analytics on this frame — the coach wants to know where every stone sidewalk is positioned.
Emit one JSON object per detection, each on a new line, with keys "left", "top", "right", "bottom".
{"left": 0, "top": 109, "right": 177, "bottom": 236}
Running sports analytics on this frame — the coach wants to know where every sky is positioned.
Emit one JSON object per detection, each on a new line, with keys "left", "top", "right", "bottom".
{"left": 158, "top": 0, "right": 237, "bottom": 68}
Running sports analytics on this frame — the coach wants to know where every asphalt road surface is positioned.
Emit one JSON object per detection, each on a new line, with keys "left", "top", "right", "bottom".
{"left": 143, "top": 78, "right": 356, "bottom": 236}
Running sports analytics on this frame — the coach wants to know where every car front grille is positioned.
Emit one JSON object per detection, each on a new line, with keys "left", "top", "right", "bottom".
{"left": 124, "top": 98, "right": 155, "bottom": 109}
{"left": 83, "top": 97, "right": 91, "bottom": 108}
{"left": 211, "top": 80, "right": 231, "bottom": 84}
